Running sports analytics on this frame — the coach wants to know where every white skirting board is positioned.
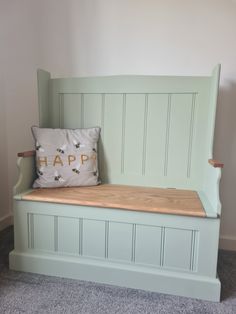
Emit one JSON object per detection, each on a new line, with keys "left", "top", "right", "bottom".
{"left": 0, "top": 214, "right": 13, "bottom": 231}
{"left": 219, "top": 235, "right": 236, "bottom": 251}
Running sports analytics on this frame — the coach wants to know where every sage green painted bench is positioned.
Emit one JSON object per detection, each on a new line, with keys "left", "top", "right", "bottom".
{"left": 10, "top": 65, "right": 223, "bottom": 301}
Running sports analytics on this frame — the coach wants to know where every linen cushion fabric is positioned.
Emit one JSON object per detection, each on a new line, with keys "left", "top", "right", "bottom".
{"left": 32, "top": 126, "right": 101, "bottom": 188}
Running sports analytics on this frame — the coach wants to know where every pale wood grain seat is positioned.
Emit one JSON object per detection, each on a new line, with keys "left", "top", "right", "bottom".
{"left": 22, "top": 184, "right": 205, "bottom": 217}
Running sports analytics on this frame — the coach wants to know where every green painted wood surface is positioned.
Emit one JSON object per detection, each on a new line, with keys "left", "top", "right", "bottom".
{"left": 12, "top": 200, "right": 220, "bottom": 277}
{"left": 108, "top": 222, "right": 133, "bottom": 262}
{"left": 37, "top": 66, "right": 222, "bottom": 216}
{"left": 9, "top": 251, "right": 221, "bottom": 302}
{"left": 57, "top": 217, "right": 80, "bottom": 254}
{"left": 83, "top": 219, "right": 106, "bottom": 258}
{"left": 10, "top": 66, "right": 222, "bottom": 301}
{"left": 13, "top": 156, "right": 36, "bottom": 196}
{"left": 10, "top": 199, "right": 220, "bottom": 301}
{"left": 135, "top": 225, "right": 162, "bottom": 266}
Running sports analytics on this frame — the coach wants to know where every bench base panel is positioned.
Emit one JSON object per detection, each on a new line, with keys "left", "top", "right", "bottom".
{"left": 10, "top": 200, "right": 221, "bottom": 302}
{"left": 9, "top": 250, "right": 220, "bottom": 302}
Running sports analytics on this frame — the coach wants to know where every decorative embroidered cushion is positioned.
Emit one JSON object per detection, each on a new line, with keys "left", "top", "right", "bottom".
{"left": 32, "top": 126, "right": 101, "bottom": 188}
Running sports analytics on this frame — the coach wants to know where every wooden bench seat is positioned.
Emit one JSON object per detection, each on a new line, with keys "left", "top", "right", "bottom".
{"left": 22, "top": 184, "right": 205, "bottom": 217}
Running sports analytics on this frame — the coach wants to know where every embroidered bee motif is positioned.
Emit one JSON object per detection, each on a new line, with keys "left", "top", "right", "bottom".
{"left": 72, "top": 164, "right": 80, "bottom": 174}
{"left": 54, "top": 171, "right": 65, "bottom": 182}
{"left": 36, "top": 141, "right": 44, "bottom": 152}
{"left": 37, "top": 167, "right": 44, "bottom": 176}
{"left": 57, "top": 144, "right": 67, "bottom": 154}
{"left": 73, "top": 139, "right": 85, "bottom": 149}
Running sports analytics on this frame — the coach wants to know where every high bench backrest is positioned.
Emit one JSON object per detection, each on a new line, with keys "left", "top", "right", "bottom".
{"left": 37, "top": 65, "right": 220, "bottom": 191}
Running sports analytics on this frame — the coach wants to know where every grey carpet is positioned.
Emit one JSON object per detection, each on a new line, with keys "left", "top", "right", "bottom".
{"left": 0, "top": 226, "right": 236, "bottom": 314}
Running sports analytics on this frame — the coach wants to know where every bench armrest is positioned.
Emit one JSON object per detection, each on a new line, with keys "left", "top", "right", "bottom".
{"left": 208, "top": 159, "right": 224, "bottom": 168}
{"left": 13, "top": 151, "right": 36, "bottom": 196}
{"left": 17, "top": 150, "right": 36, "bottom": 157}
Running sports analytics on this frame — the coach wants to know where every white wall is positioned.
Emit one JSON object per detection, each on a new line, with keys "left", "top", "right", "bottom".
{"left": 0, "top": 1, "right": 40, "bottom": 229}
{"left": 1, "top": 0, "right": 236, "bottom": 248}
{"left": 0, "top": 70, "right": 10, "bottom": 229}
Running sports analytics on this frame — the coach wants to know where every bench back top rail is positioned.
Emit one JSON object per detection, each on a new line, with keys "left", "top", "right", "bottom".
{"left": 37, "top": 66, "right": 220, "bottom": 191}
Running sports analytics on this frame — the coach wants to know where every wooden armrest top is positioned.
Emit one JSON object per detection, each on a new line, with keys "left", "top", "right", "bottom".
{"left": 17, "top": 150, "right": 36, "bottom": 158}
{"left": 208, "top": 159, "right": 224, "bottom": 168}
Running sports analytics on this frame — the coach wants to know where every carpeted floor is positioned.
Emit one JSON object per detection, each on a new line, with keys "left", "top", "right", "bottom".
{"left": 0, "top": 226, "right": 236, "bottom": 314}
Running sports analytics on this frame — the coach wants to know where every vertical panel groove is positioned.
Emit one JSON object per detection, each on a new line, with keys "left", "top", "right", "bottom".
{"left": 121, "top": 94, "right": 126, "bottom": 174}
{"left": 100, "top": 94, "right": 105, "bottom": 177}
{"left": 164, "top": 95, "right": 172, "bottom": 176}
{"left": 79, "top": 218, "right": 83, "bottom": 255}
{"left": 142, "top": 94, "right": 149, "bottom": 175}
{"left": 59, "top": 94, "right": 64, "bottom": 128}
{"left": 81, "top": 94, "right": 84, "bottom": 128}
{"left": 27, "top": 213, "right": 31, "bottom": 249}
{"left": 101, "top": 94, "right": 105, "bottom": 138}
{"left": 190, "top": 230, "right": 197, "bottom": 271}
{"left": 187, "top": 93, "right": 197, "bottom": 178}
{"left": 105, "top": 221, "right": 109, "bottom": 259}
{"left": 54, "top": 216, "right": 58, "bottom": 252}
{"left": 30, "top": 214, "right": 34, "bottom": 249}
{"left": 193, "top": 231, "right": 198, "bottom": 271}
{"left": 131, "top": 224, "right": 136, "bottom": 263}
{"left": 160, "top": 227, "right": 165, "bottom": 266}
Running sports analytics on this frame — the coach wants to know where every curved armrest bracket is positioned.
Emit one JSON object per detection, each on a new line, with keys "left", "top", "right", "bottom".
{"left": 13, "top": 151, "right": 36, "bottom": 196}
{"left": 208, "top": 159, "right": 224, "bottom": 168}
